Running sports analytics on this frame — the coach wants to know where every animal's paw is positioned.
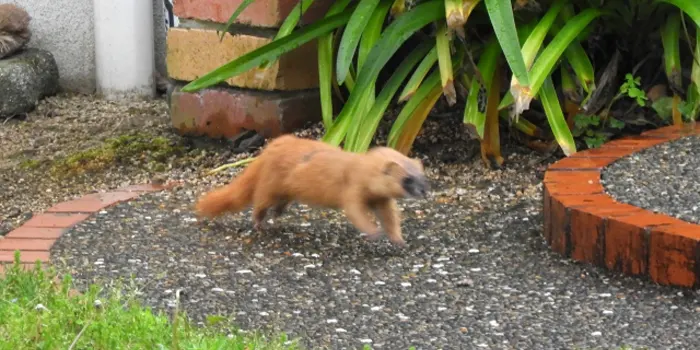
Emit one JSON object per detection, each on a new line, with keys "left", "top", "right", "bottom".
{"left": 388, "top": 237, "right": 408, "bottom": 248}
{"left": 253, "top": 220, "right": 266, "bottom": 232}
{"left": 361, "top": 231, "right": 384, "bottom": 242}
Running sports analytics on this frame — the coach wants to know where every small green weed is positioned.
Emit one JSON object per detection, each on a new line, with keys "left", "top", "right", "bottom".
{"left": 650, "top": 96, "right": 698, "bottom": 123}
{"left": 49, "top": 133, "right": 184, "bottom": 177}
{"left": 573, "top": 73, "right": 645, "bottom": 149}
{"left": 0, "top": 251, "right": 298, "bottom": 350}
{"left": 573, "top": 114, "right": 626, "bottom": 149}
{"left": 18, "top": 158, "right": 42, "bottom": 170}
{"left": 618, "top": 74, "right": 648, "bottom": 107}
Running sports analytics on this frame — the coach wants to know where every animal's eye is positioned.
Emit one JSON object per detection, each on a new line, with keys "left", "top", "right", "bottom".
{"left": 402, "top": 177, "right": 415, "bottom": 187}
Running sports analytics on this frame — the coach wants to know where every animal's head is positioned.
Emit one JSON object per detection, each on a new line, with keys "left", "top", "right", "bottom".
{"left": 367, "top": 147, "right": 430, "bottom": 199}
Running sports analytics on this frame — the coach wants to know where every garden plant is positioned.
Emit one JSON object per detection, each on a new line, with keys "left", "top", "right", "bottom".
{"left": 181, "top": 0, "right": 700, "bottom": 168}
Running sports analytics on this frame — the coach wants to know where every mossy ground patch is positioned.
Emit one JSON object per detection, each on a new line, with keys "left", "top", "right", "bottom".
{"left": 48, "top": 132, "right": 186, "bottom": 178}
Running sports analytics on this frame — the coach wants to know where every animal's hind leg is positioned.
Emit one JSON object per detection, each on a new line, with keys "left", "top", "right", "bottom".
{"left": 271, "top": 199, "right": 290, "bottom": 219}
{"left": 252, "top": 192, "right": 279, "bottom": 232}
{"left": 251, "top": 186, "right": 291, "bottom": 231}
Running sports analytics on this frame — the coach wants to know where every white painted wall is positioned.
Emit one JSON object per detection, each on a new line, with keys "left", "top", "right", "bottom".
{"left": 94, "top": 0, "right": 155, "bottom": 99}
{"left": 2, "top": 0, "right": 173, "bottom": 94}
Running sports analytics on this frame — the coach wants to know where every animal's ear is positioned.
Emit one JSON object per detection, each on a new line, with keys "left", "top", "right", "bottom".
{"left": 382, "top": 160, "right": 402, "bottom": 175}
{"left": 412, "top": 158, "right": 424, "bottom": 169}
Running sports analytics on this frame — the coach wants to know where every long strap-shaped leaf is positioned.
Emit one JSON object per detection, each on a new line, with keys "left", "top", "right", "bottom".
{"left": 481, "top": 55, "right": 503, "bottom": 168}
{"left": 556, "top": 4, "right": 595, "bottom": 95}
{"left": 661, "top": 12, "right": 684, "bottom": 125}
{"left": 498, "top": 8, "right": 603, "bottom": 110}
{"left": 525, "top": 8, "right": 602, "bottom": 101}
{"left": 398, "top": 46, "right": 438, "bottom": 102}
{"left": 318, "top": 0, "right": 355, "bottom": 128}
{"left": 336, "top": 0, "right": 382, "bottom": 85}
{"left": 218, "top": 0, "right": 258, "bottom": 41}
{"left": 318, "top": 34, "right": 335, "bottom": 129}
{"left": 661, "top": 12, "right": 682, "bottom": 94}
{"left": 260, "top": 0, "right": 316, "bottom": 69}
{"left": 181, "top": 10, "right": 354, "bottom": 93}
{"left": 519, "top": 0, "right": 565, "bottom": 69}
{"left": 563, "top": 39, "right": 596, "bottom": 95}
{"left": 540, "top": 76, "right": 576, "bottom": 156}
{"left": 344, "top": 88, "right": 378, "bottom": 150}
{"left": 273, "top": 0, "right": 315, "bottom": 41}
{"left": 345, "top": 0, "right": 394, "bottom": 151}
{"left": 391, "top": 81, "right": 444, "bottom": 154}
{"left": 691, "top": 30, "right": 700, "bottom": 118}
{"left": 464, "top": 35, "right": 501, "bottom": 139}
{"left": 436, "top": 21, "right": 457, "bottom": 105}
{"left": 656, "top": 0, "right": 700, "bottom": 28}
{"left": 351, "top": 41, "right": 434, "bottom": 152}
{"left": 357, "top": 0, "right": 393, "bottom": 72}
{"left": 464, "top": 22, "right": 540, "bottom": 139}
{"left": 388, "top": 46, "right": 464, "bottom": 146}
{"left": 322, "top": 0, "right": 445, "bottom": 146}
{"left": 483, "top": 0, "right": 531, "bottom": 115}
{"left": 388, "top": 72, "right": 441, "bottom": 145}
{"left": 505, "top": 0, "right": 564, "bottom": 122}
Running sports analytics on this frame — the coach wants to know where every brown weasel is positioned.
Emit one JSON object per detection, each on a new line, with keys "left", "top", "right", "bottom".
{"left": 0, "top": 4, "right": 31, "bottom": 59}
{"left": 195, "top": 135, "right": 429, "bottom": 247}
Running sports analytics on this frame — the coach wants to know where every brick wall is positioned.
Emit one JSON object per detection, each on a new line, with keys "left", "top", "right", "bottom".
{"left": 167, "top": 0, "right": 330, "bottom": 140}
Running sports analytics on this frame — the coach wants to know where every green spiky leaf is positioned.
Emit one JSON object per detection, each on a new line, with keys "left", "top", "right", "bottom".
{"left": 181, "top": 10, "right": 353, "bottom": 92}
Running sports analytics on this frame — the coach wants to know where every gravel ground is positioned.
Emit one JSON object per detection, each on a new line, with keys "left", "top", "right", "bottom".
{"left": 8, "top": 93, "right": 700, "bottom": 349}
{"left": 603, "top": 134, "right": 700, "bottom": 225}
{"left": 50, "top": 157, "right": 700, "bottom": 349}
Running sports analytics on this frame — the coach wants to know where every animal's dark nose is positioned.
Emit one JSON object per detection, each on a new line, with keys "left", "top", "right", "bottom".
{"left": 420, "top": 180, "right": 430, "bottom": 196}
{"left": 403, "top": 176, "right": 430, "bottom": 198}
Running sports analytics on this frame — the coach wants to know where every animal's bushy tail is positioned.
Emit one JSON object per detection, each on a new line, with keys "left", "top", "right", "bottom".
{"left": 195, "top": 159, "right": 262, "bottom": 218}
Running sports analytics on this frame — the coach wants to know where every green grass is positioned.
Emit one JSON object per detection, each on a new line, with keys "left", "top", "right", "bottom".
{"left": 0, "top": 251, "right": 299, "bottom": 350}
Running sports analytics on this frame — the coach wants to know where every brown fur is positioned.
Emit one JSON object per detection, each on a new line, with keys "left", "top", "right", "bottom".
{"left": 195, "top": 135, "right": 429, "bottom": 247}
{"left": 0, "top": 3, "right": 31, "bottom": 59}
{"left": 365, "top": 146, "right": 426, "bottom": 179}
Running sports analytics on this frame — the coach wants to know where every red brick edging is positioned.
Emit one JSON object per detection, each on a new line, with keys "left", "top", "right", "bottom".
{"left": 544, "top": 124, "right": 700, "bottom": 289}
{"left": 0, "top": 183, "right": 172, "bottom": 274}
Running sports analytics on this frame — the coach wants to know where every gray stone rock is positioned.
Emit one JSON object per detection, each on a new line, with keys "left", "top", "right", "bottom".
{"left": 0, "top": 48, "right": 59, "bottom": 118}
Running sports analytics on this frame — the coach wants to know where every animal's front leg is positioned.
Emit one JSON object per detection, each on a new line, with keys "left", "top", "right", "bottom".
{"left": 373, "top": 198, "right": 406, "bottom": 247}
{"left": 344, "top": 201, "right": 381, "bottom": 238}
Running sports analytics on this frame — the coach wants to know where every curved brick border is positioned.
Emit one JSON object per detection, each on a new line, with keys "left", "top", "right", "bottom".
{"left": 544, "top": 124, "right": 700, "bottom": 289}
{"left": 0, "top": 183, "right": 177, "bottom": 275}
